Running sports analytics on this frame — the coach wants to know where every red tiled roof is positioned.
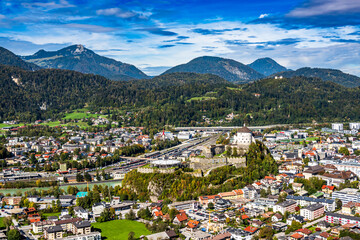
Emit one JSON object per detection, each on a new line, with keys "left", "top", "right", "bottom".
{"left": 320, "top": 232, "right": 330, "bottom": 238}
{"left": 176, "top": 212, "right": 188, "bottom": 222}
{"left": 199, "top": 195, "right": 220, "bottom": 200}
{"left": 296, "top": 228, "right": 312, "bottom": 235}
{"left": 233, "top": 189, "right": 243, "bottom": 195}
{"left": 291, "top": 233, "right": 304, "bottom": 239}
{"left": 265, "top": 176, "right": 276, "bottom": 180}
{"left": 321, "top": 185, "right": 335, "bottom": 190}
{"left": 154, "top": 211, "right": 163, "bottom": 217}
{"left": 244, "top": 226, "right": 258, "bottom": 233}
{"left": 241, "top": 214, "right": 249, "bottom": 220}
{"left": 187, "top": 220, "right": 199, "bottom": 228}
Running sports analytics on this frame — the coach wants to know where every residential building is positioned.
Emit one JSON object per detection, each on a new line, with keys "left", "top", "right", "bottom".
{"left": 54, "top": 218, "right": 82, "bottom": 232}
{"left": 303, "top": 165, "right": 324, "bottom": 179}
{"left": 332, "top": 188, "right": 360, "bottom": 204}
{"left": 2, "top": 196, "right": 21, "bottom": 206}
{"left": 72, "top": 221, "right": 91, "bottom": 235}
{"left": 326, "top": 212, "right": 360, "bottom": 226}
{"left": 342, "top": 201, "right": 360, "bottom": 215}
{"left": 92, "top": 202, "right": 107, "bottom": 217}
{"left": 44, "top": 225, "right": 63, "bottom": 240}
{"left": 292, "top": 183, "right": 304, "bottom": 192}
{"left": 174, "top": 212, "right": 188, "bottom": 224}
{"left": 273, "top": 200, "right": 297, "bottom": 214}
{"left": 215, "top": 199, "right": 232, "bottom": 210}
{"left": 320, "top": 170, "right": 356, "bottom": 187}
{"left": 300, "top": 204, "right": 325, "bottom": 220}
{"left": 332, "top": 123, "right": 343, "bottom": 131}
{"left": 56, "top": 232, "right": 101, "bottom": 240}
{"left": 169, "top": 200, "right": 199, "bottom": 211}
{"left": 73, "top": 206, "right": 89, "bottom": 220}
{"left": 349, "top": 123, "right": 360, "bottom": 130}
{"left": 287, "top": 195, "right": 335, "bottom": 211}
{"left": 199, "top": 195, "right": 221, "bottom": 205}
{"left": 33, "top": 220, "right": 54, "bottom": 233}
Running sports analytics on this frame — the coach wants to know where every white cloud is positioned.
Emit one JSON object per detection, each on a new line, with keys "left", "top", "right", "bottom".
{"left": 96, "top": 7, "right": 151, "bottom": 19}
{"left": 288, "top": 0, "right": 360, "bottom": 17}
{"left": 22, "top": 0, "right": 75, "bottom": 10}
{"left": 259, "top": 13, "right": 269, "bottom": 19}
{"left": 3, "top": 19, "right": 360, "bottom": 76}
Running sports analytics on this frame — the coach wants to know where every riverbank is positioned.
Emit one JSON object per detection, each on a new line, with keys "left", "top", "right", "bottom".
{"left": 0, "top": 179, "right": 123, "bottom": 195}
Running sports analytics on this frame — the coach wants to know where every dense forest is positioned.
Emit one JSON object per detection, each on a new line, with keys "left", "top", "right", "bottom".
{"left": 272, "top": 67, "right": 360, "bottom": 88}
{"left": 0, "top": 47, "right": 41, "bottom": 71}
{"left": 1, "top": 65, "right": 360, "bottom": 128}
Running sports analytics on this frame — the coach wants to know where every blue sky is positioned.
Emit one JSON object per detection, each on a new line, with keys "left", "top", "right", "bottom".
{"left": 1, "top": 0, "right": 360, "bottom": 76}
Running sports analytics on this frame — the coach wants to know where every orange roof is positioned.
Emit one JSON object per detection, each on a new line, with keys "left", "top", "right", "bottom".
{"left": 255, "top": 182, "right": 261, "bottom": 185}
{"left": 187, "top": 220, "right": 199, "bottom": 228}
{"left": 176, "top": 212, "right": 188, "bottom": 222}
{"left": 265, "top": 176, "right": 276, "bottom": 180}
{"left": 295, "top": 173, "right": 304, "bottom": 177}
{"left": 305, "top": 151, "right": 316, "bottom": 156}
{"left": 341, "top": 223, "right": 357, "bottom": 229}
{"left": 244, "top": 226, "right": 258, "bottom": 233}
{"left": 320, "top": 232, "right": 330, "bottom": 238}
{"left": 322, "top": 185, "right": 335, "bottom": 190}
{"left": 154, "top": 211, "right": 163, "bottom": 217}
{"left": 199, "top": 195, "right": 220, "bottom": 200}
{"left": 241, "top": 214, "right": 249, "bottom": 220}
{"left": 219, "top": 192, "right": 236, "bottom": 197}
{"left": 296, "top": 229, "right": 312, "bottom": 235}
{"left": 233, "top": 189, "right": 243, "bottom": 195}
{"left": 291, "top": 233, "right": 304, "bottom": 239}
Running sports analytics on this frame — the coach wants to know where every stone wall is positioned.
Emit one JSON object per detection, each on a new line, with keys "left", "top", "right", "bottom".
{"left": 137, "top": 167, "right": 175, "bottom": 174}
{"left": 189, "top": 156, "right": 246, "bottom": 170}
{"left": 202, "top": 145, "right": 225, "bottom": 158}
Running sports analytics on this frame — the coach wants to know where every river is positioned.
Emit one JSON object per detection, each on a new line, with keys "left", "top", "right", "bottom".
{"left": 0, "top": 180, "right": 122, "bottom": 195}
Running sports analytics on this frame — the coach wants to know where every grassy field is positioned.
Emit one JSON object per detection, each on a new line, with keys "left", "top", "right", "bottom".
{"left": 42, "top": 212, "right": 61, "bottom": 219}
{"left": 227, "top": 87, "right": 243, "bottom": 91}
{"left": 0, "top": 123, "right": 24, "bottom": 128}
{"left": 306, "top": 137, "right": 319, "bottom": 141}
{"left": 0, "top": 217, "right": 5, "bottom": 229}
{"left": 92, "top": 220, "right": 151, "bottom": 240}
{"left": 187, "top": 96, "right": 217, "bottom": 102}
{"left": 63, "top": 109, "right": 108, "bottom": 120}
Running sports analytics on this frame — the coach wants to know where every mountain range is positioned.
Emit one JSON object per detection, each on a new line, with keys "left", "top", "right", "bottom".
{"left": 162, "top": 56, "right": 265, "bottom": 83}
{"left": 271, "top": 67, "right": 360, "bottom": 88}
{"left": 0, "top": 45, "right": 359, "bottom": 87}
{"left": 22, "top": 45, "right": 148, "bottom": 81}
{"left": 0, "top": 47, "right": 41, "bottom": 71}
{"left": 247, "top": 57, "right": 289, "bottom": 76}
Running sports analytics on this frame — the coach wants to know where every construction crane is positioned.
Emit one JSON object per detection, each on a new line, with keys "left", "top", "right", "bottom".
{"left": 207, "top": 210, "right": 211, "bottom": 232}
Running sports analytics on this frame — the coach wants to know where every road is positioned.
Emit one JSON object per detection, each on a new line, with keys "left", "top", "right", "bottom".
{"left": 19, "top": 225, "right": 35, "bottom": 240}
{"left": 303, "top": 216, "right": 325, "bottom": 228}
{"left": 175, "top": 124, "right": 291, "bottom": 131}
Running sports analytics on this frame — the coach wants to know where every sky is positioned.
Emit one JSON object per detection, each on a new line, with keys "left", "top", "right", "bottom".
{"left": 0, "top": 0, "right": 360, "bottom": 76}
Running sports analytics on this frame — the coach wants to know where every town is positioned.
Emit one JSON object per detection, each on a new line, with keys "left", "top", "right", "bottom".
{"left": 1, "top": 119, "right": 360, "bottom": 240}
